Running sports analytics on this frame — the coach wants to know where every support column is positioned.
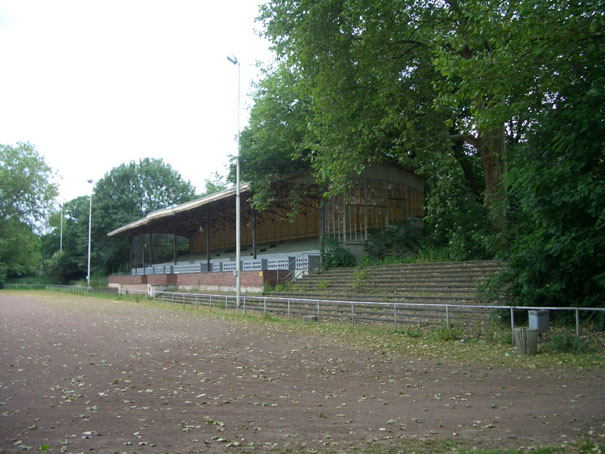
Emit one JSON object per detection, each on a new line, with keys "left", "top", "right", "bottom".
{"left": 252, "top": 209, "right": 257, "bottom": 260}
{"left": 148, "top": 233, "right": 153, "bottom": 267}
{"left": 206, "top": 212, "right": 211, "bottom": 270}
{"left": 129, "top": 235, "right": 133, "bottom": 272}
{"left": 364, "top": 180, "right": 368, "bottom": 240}
{"left": 173, "top": 231, "right": 177, "bottom": 265}
{"left": 319, "top": 198, "right": 325, "bottom": 268}
{"left": 342, "top": 195, "right": 347, "bottom": 245}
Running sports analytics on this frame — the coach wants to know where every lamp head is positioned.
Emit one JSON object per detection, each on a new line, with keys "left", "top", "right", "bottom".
{"left": 227, "top": 55, "right": 238, "bottom": 65}
{"left": 87, "top": 179, "right": 93, "bottom": 184}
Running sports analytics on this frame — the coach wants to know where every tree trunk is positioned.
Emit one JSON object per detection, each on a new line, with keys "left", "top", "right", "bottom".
{"left": 475, "top": 124, "right": 507, "bottom": 232}
{"left": 452, "top": 124, "right": 507, "bottom": 232}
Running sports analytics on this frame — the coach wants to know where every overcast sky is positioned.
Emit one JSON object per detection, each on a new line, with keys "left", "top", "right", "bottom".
{"left": 0, "top": 0, "right": 273, "bottom": 203}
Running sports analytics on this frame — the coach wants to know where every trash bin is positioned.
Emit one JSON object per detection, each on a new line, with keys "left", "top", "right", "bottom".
{"left": 513, "top": 328, "right": 539, "bottom": 355}
{"left": 529, "top": 310, "right": 549, "bottom": 334}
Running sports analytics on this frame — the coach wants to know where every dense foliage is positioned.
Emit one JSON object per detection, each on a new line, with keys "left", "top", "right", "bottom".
{"left": 42, "top": 158, "right": 196, "bottom": 281}
{"left": 245, "top": 0, "right": 604, "bottom": 306}
{"left": 0, "top": 143, "right": 58, "bottom": 285}
{"left": 497, "top": 67, "right": 605, "bottom": 308}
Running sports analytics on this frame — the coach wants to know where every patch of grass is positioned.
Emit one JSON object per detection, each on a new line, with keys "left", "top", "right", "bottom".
{"left": 405, "top": 327, "right": 423, "bottom": 338}
{"left": 429, "top": 325, "right": 464, "bottom": 341}
{"left": 457, "top": 449, "right": 522, "bottom": 454}
{"left": 344, "top": 437, "right": 601, "bottom": 454}
{"left": 351, "top": 269, "right": 368, "bottom": 289}
{"left": 546, "top": 331, "right": 595, "bottom": 354}
{"left": 317, "top": 279, "right": 329, "bottom": 290}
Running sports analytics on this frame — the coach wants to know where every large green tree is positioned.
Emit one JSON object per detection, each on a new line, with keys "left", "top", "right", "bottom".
{"left": 0, "top": 143, "right": 57, "bottom": 226}
{"left": 496, "top": 28, "right": 605, "bottom": 308}
{"left": 44, "top": 196, "right": 91, "bottom": 283}
{"left": 258, "top": 0, "right": 603, "bottom": 231}
{"left": 91, "top": 158, "right": 196, "bottom": 275}
{"left": 43, "top": 158, "right": 196, "bottom": 280}
{"left": 238, "top": 63, "right": 312, "bottom": 209}
{"left": 0, "top": 143, "right": 57, "bottom": 283}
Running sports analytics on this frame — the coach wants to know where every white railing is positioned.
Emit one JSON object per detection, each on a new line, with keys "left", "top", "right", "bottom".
{"left": 42, "top": 284, "right": 605, "bottom": 339}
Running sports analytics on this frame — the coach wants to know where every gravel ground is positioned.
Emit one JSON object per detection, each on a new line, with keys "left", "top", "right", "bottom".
{"left": 0, "top": 291, "right": 603, "bottom": 453}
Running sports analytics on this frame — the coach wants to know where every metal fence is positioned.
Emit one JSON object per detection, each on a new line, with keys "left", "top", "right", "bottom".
{"left": 38, "top": 284, "right": 605, "bottom": 340}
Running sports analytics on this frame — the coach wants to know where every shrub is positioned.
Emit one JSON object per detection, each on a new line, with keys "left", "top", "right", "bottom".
{"left": 321, "top": 238, "right": 356, "bottom": 269}
{"left": 546, "top": 332, "right": 594, "bottom": 354}
{"left": 364, "top": 220, "right": 424, "bottom": 260}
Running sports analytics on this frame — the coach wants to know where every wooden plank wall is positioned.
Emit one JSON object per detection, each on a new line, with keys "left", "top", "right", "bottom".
{"left": 190, "top": 204, "right": 321, "bottom": 254}
{"left": 189, "top": 178, "right": 423, "bottom": 254}
{"left": 325, "top": 180, "right": 424, "bottom": 243}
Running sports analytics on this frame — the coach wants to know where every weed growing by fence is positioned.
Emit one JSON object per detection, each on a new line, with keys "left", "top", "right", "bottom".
{"left": 546, "top": 331, "right": 595, "bottom": 354}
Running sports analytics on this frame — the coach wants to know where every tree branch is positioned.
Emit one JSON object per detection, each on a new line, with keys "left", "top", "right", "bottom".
{"left": 450, "top": 133, "right": 479, "bottom": 149}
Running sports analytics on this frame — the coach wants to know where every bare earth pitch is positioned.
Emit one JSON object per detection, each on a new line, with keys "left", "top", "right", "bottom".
{"left": 0, "top": 292, "right": 603, "bottom": 453}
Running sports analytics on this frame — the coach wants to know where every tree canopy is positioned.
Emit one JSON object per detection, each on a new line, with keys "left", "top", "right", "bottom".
{"left": 0, "top": 143, "right": 57, "bottom": 226}
{"left": 245, "top": 0, "right": 604, "bottom": 307}
{"left": 43, "top": 158, "right": 197, "bottom": 281}
{"left": 256, "top": 0, "right": 603, "bottom": 229}
{"left": 0, "top": 143, "right": 57, "bottom": 284}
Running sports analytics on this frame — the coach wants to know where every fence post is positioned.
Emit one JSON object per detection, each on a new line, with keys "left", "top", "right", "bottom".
{"left": 263, "top": 297, "right": 267, "bottom": 315}
{"left": 394, "top": 304, "right": 398, "bottom": 331}
{"left": 445, "top": 305, "right": 450, "bottom": 329}
{"left": 209, "top": 295, "right": 213, "bottom": 310}
{"left": 576, "top": 309, "right": 580, "bottom": 338}
{"left": 225, "top": 296, "right": 228, "bottom": 311}
{"left": 510, "top": 307, "right": 515, "bottom": 344}
{"left": 243, "top": 296, "right": 246, "bottom": 315}
{"left": 287, "top": 299, "right": 291, "bottom": 321}
{"left": 351, "top": 303, "right": 355, "bottom": 329}
{"left": 316, "top": 301, "right": 320, "bottom": 323}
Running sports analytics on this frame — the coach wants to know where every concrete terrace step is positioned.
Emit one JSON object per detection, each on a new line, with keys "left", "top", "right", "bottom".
{"left": 292, "top": 284, "right": 476, "bottom": 295}
{"left": 267, "top": 260, "right": 500, "bottom": 309}
{"left": 309, "top": 268, "right": 499, "bottom": 279}
{"left": 294, "top": 279, "right": 483, "bottom": 288}
{"left": 315, "top": 260, "right": 500, "bottom": 274}
{"left": 272, "top": 291, "right": 481, "bottom": 305}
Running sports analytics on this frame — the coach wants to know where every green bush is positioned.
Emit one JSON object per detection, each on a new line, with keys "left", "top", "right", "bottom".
{"left": 364, "top": 220, "right": 424, "bottom": 260}
{"left": 321, "top": 238, "right": 356, "bottom": 269}
{"left": 546, "top": 332, "right": 594, "bottom": 354}
{"left": 493, "top": 70, "right": 605, "bottom": 309}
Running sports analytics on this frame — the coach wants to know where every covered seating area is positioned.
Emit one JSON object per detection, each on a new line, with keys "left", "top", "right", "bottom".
{"left": 107, "top": 163, "right": 424, "bottom": 294}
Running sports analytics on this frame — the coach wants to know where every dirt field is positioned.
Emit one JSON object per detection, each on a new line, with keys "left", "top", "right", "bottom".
{"left": 0, "top": 291, "right": 603, "bottom": 453}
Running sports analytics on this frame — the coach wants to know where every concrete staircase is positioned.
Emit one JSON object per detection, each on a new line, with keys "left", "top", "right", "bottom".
{"left": 266, "top": 260, "right": 502, "bottom": 326}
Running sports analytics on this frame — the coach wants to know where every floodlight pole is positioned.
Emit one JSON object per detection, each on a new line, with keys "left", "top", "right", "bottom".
{"left": 60, "top": 203, "right": 63, "bottom": 252}
{"left": 86, "top": 179, "right": 93, "bottom": 290}
{"left": 227, "top": 55, "right": 241, "bottom": 307}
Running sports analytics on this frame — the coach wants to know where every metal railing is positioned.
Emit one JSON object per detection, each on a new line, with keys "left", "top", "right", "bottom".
{"left": 40, "top": 285, "right": 605, "bottom": 339}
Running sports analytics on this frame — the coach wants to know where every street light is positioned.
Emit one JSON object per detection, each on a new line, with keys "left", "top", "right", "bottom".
{"left": 59, "top": 202, "right": 63, "bottom": 252}
{"left": 227, "top": 54, "right": 241, "bottom": 307}
{"left": 86, "top": 179, "right": 93, "bottom": 290}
